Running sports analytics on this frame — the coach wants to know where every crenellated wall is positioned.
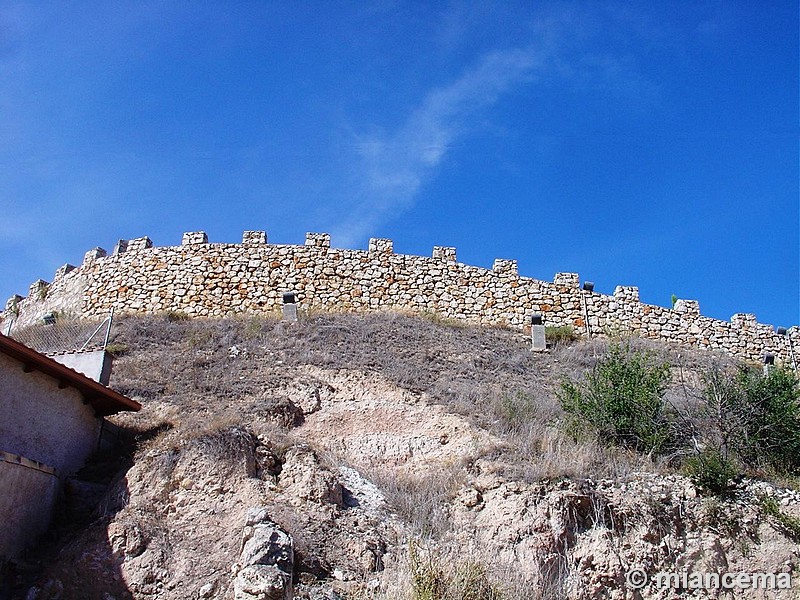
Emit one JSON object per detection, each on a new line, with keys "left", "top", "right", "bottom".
{"left": 2, "top": 231, "right": 797, "bottom": 365}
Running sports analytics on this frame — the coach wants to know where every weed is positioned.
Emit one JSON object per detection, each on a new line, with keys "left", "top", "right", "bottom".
{"left": 492, "top": 391, "right": 539, "bottom": 434}
{"left": 187, "top": 327, "right": 214, "bottom": 347}
{"left": 545, "top": 326, "right": 578, "bottom": 348}
{"left": 601, "top": 318, "right": 632, "bottom": 341}
{"left": 418, "top": 310, "right": 467, "bottom": 329}
{"left": 191, "top": 423, "right": 250, "bottom": 452}
{"left": 369, "top": 466, "right": 463, "bottom": 539}
{"left": 683, "top": 447, "right": 739, "bottom": 496}
{"left": 241, "top": 315, "right": 272, "bottom": 339}
{"left": 701, "top": 497, "right": 742, "bottom": 538}
{"left": 105, "top": 342, "right": 129, "bottom": 357}
{"left": 409, "top": 541, "right": 447, "bottom": 600}
{"left": 450, "top": 560, "right": 503, "bottom": 600}
{"left": 164, "top": 310, "right": 190, "bottom": 322}
{"left": 761, "top": 496, "right": 800, "bottom": 542}
{"left": 408, "top": 541, "right": 503, "bottom": 600}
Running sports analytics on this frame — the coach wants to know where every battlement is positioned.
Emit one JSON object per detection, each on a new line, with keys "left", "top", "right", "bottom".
{"left": 1, "top": 230, "right": 796, "bottom": 366}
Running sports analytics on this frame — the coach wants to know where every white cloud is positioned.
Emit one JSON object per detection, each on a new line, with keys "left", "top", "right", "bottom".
{"left": 332, "top": 47, "right": 540, "bottom": 246}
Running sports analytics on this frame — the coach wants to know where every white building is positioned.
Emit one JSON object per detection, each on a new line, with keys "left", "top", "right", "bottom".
{"left": 0, "top": 333, "right": 140, "bottom": 562}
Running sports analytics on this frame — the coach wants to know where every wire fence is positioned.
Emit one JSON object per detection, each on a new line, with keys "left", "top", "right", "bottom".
{"left": 5, "top": 313, "right": 113, "bottom": 355}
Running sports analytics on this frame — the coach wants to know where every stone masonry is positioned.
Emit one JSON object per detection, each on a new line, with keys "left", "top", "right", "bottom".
{"left": 1, "top": 231, "right": 797, "bottom": 365}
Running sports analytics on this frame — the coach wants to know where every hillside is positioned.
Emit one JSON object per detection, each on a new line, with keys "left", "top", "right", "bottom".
{"left": 7, "top": 312, "right": 799, "bottom": 599}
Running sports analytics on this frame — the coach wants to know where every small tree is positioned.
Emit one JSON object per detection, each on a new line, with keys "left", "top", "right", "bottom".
{"left": 558, "top": 343, "right": 673, "bottom": 454}
{"left": 702, "top": 365, "right": 800, "bottom": 474}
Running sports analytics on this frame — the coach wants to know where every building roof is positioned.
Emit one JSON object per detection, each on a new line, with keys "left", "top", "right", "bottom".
{"left": 0, "top": 333, "right": 141, "bottom": 416}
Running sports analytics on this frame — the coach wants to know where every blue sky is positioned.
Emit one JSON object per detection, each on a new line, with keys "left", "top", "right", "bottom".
{"left": 1, "top": 1, "right": 798, "bottom": 327}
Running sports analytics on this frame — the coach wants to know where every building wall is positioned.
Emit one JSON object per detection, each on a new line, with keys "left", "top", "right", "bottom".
{"left": 0, "top": 452, "right": 59, "bottom": 560}
{"left": 1, "top": 231, "right": 797, "bottom": 365}
{"left": 0, "top": 352, "right": 100, "bottom": 476}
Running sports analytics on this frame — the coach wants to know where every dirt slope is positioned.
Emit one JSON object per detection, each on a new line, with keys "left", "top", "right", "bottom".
{"left": 8, "top": 313, "right": 799, "bottom": 599}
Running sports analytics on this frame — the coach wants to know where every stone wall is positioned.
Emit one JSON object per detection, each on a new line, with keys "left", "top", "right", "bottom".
{"left": 1, "top": 231, "right": 797, "bottom": 365}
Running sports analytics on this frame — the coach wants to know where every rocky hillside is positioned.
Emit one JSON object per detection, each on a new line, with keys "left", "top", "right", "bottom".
{"left": 7, "top": 312, "right": 799, "bottom": 599}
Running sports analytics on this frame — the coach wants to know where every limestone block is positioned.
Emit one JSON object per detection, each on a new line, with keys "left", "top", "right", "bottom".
{"left": 234, "top": 507, "right": 293, "bottom": 600}
{"left": 433, "top": 246, "right": 457, "bottom": 262}
{"left": 553, "top": 273, "right": 579, "bottom": 288}
{"left": 5, "top": 295, "right": 23, "bottom": 311}
{"left": 531, "top": 324, "right": 546, "bottom": 351}
{"left": 126, "top": 236, "right": 153, "bottom": 252}
{"left": 243, "top": 231, "right": 267, "bottom": 245}
{"left": 54, "top": 264, "right": 76, "bottom": 279}
{"left": 492, "top": 259, "right": 517, "bottom": 274}
{"left": 182, "top": 231, "right": 209, "bottom": 245}
{"left": 240, "top": 516, "right": 293, "bottom": 572}
{"left": 305, "top": 232, "right": 330, "bottom": 248}
{"left": 234, "top": 565, "right": 290, "bottom": 600}
{"left": 112, "top": 239, "right": 129, "bottom": 255}
{"left": 28, "top": 279, "right": 49, "bottom": 299}
{"left": 614, "top": 286, "right": 640, "bottom": 302}
{"left": 673, "top": 299, "right": 700, "bottom": 315}
{"left": 83, "top": 247, "right": 107, "bottom": 263}
{"left": 731, "top": 313, "right": 757, "bottom": 328}
{"left": 368, "top": 238, "right": 393, "bottom": 254}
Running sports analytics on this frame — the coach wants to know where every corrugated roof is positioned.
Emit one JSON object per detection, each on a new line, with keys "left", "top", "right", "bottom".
{"left": 0, "top": 333, "right": 141, "bottom": 416}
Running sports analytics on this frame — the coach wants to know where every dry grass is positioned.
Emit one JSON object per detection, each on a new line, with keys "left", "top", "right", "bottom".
{"left": 100, "top": 309, "right": 732, "bottom": 600}
{"left": 19, "top": 310, "right": 760, "bottom": 599}
{"left": 366, "top": 464, "right": 466, "bottom": 540}
{"left": 348, "top": 541, "right": 565, "bottom": 600}
{"left": 104, "top": 311, "right": 735, "bottom": 483}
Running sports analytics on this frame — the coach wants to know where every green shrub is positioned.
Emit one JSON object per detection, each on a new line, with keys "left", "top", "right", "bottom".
{"left": 703, "top": 366, "right": 800, "bottom": 474}
{"left": 683, "top": 447, "right": 739, "bottom": 495}
{"left": 557, "top": 343, "right": 673, "bottom": 454}
{"left": 545, "top": 326, "right": 578, "bottom": 346}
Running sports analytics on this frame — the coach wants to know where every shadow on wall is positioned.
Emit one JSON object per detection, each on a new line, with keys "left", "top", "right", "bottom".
{"left": 2, "top": 423, "right": 170, "bottom": 600}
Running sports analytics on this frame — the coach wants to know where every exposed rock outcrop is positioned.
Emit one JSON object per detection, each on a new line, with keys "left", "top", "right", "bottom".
{"left": 233, "top": 508, "right": 293, "bottom": 600}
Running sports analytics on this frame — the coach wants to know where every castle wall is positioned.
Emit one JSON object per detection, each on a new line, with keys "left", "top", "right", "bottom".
{"left": 2, "top": 231, "right": 797, "bottom": 365}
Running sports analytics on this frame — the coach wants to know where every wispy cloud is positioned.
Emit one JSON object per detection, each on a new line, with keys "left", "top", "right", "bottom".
{"left": 332, "top": 47, "right": 540, "bottom": 246}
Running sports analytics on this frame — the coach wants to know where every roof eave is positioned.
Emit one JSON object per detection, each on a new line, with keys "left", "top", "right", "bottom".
{"left": 0, "top": 333, "right": 141, "bottom": 415}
